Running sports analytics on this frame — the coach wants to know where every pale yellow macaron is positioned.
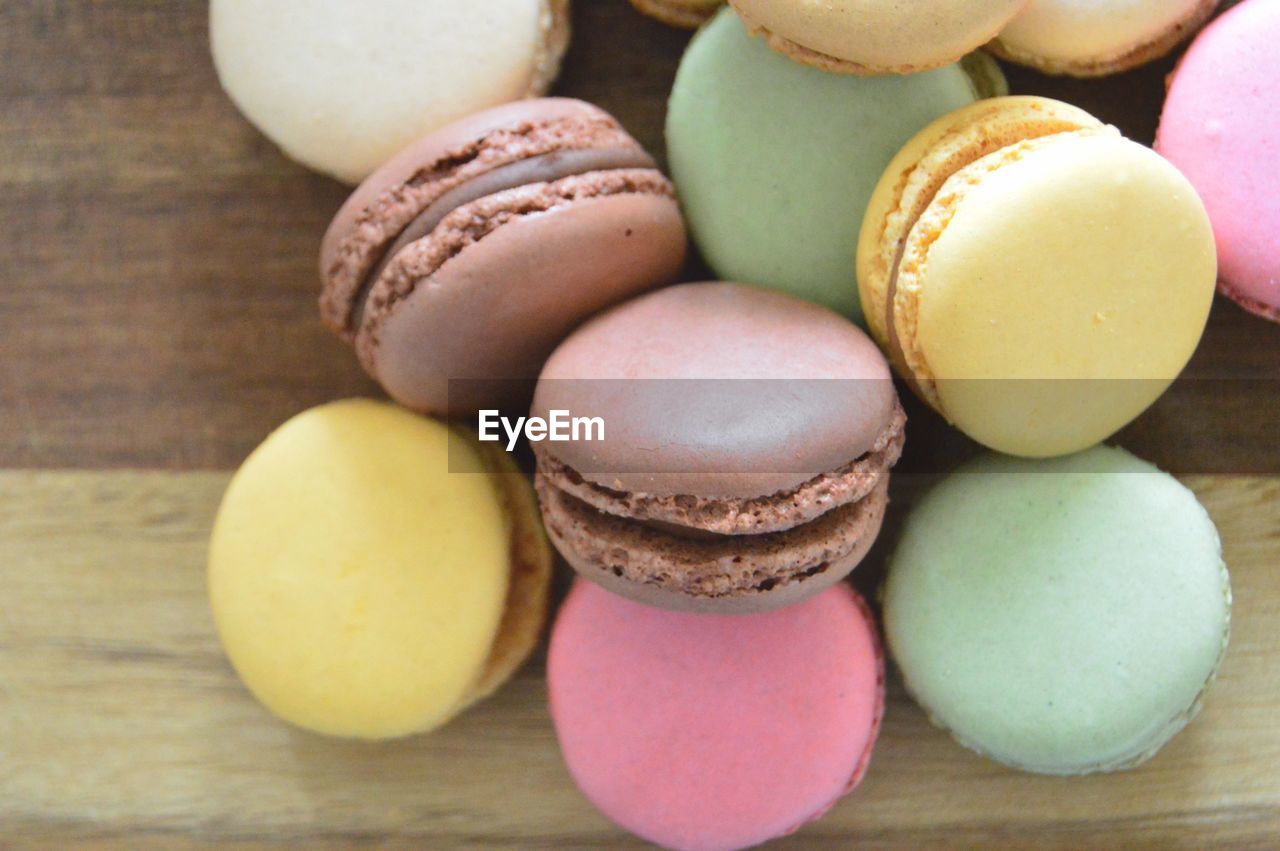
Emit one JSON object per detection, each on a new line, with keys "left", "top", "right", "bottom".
{"left": 990, "top": 0, "right": 1219, "bottom": 77}
{"left": 208, "top": 399, "right": 551, "bottom": 739}
{"left": 630, "top": 0, "right": 724, "bottom": 28}
{"left": 857, "top": 97, "right": 1217, "bottom": 458}
{"left": 728, "top": 0, "right": 1028, "bottom": 75}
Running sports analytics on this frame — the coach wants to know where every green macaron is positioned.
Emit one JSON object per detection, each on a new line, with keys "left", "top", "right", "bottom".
{"left": 883, "top": 445, "right": 1231, "bottom": 775}
{"left": 666, "top": 7, "right": 1005, "bottom": 322}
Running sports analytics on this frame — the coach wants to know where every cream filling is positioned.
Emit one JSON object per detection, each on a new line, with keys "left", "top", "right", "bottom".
{"left": 350, "top": 146, "right": 654, "bottom": 330}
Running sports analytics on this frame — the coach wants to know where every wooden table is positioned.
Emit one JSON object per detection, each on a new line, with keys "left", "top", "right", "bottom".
{"left": 2, "top": 1, "right": 1277, "bottom": 847}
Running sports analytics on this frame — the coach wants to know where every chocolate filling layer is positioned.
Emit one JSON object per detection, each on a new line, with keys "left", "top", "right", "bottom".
{"left": 535, "top": 402, "right": 905, "bottom": 536}
{"left": 322, "top": 113, "right": 645, "bottom": 335}
{"left": 536, "top": 472, "right": 889, "bottom": 598}
{"left": 349, "top": 147, "right": 656, "bottom": 331}
{"left": 357, "top": 169, "right": 678, "bottom": 372}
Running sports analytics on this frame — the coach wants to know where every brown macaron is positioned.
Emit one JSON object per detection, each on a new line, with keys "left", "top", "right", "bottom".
{"left": 320, "top": 98, "right": 688, "bottom": 417}
{"left": 532, "top": 282, "right": 905, "bottom": 614}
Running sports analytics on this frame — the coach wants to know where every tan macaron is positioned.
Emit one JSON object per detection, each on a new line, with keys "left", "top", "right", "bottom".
{"left": 989, "top": 0, "right": 1219, "bottom": 78}
{"left": 728, "top": 0, "right": 1029, "bottom": 75}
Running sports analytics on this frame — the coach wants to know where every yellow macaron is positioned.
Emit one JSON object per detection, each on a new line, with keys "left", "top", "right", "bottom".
{"left": 208, "top": 399, "right": 550, "bottom": 739}
{"left": 857, "top": 97, "right": 1217, "bottom": 458}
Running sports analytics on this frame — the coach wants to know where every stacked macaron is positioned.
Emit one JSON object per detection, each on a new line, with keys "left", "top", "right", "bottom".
{"left": 533, "top": 282, "right": 903, "bottom": 844}
{"left": 201, "top": 1, "right": 1270, "bottom": 848}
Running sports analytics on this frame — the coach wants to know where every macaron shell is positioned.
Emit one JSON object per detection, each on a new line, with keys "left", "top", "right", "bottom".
{"left": 533, "top": 282, "right": 897, "bottom": 499}
{"left": 211, "top": 0, "right": 570, "bottom": 183}
{"left": 1156, "top": 0, "right": 1280, "bottom": 320}
{"left": 320, "top": 98, "right": 628, "bottom": 283}
{"left": 667, "top": 9, "right": 992, "bottom": 321}
{"left": 364, "top": 177, "right": 686, "bottom": 415}
{"left": 884, "top": 446, "right": 1231, "bottom": 775}
{"left": 538, "top": 473, "right": 890, "bottom": 613}
{"left": 907, "top": 133, "right": 1216, "bottom": 457}
{"left": 991, "top": 0, "right": 1218, "bottom": 77}
{"left": 857, "top": 96, "right": 1102, "bottom": 355}
{"left": 533, "top": 402, "right": 904, "bottom": 536}
{"left": 729, "top": 0, "right": 1027, "bottom": 74}
{"left": 549, "top": 581, "right": 884, "bottom": 850}
{"left": 207, "top": 400, "right": 512, "bottom": 739}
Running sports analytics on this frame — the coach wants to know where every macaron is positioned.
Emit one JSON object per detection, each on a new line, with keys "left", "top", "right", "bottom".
{"left": 667, "top": 8, "right": 1005, "bottom": 321}
{"left": 630, "top": 0, "right": 723, "bottom": 28}
{"left": 883, "top": 445, "right": 1231, "bottom": 775}
{"left": 991, "top": 0, "right": 1219, "bottom": 77}
{"left": 1157, "top": 0, "right": 1280, "bottom": 323}
{"left": 210, "top": 0, "right": 571, "bottom": 183}
{"left": 320, "top": 98, "right": 687, "bottom": 418}
{"left": 857, "top": 96, "right": 1217, "bottom": 458}
{"left": 532, "top": 282, "right": 905, "bottom": 613}
{"left": 550, "top": 580, "right": 884, "bottom": 851}
{"left": 208, "top": 399, "right": 551, "bottom": 739}
{"left": 727, "top": 0, "right": 1028, "bottom": 75}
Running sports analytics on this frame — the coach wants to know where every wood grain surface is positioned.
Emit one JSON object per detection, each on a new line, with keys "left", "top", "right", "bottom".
{"left": 1, "top": 0, "right": 1277, "bottom": 848}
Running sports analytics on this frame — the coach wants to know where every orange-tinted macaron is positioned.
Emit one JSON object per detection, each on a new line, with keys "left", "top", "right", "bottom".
{"left": 857, "top": 97, "right": 1217, "bottom": 458}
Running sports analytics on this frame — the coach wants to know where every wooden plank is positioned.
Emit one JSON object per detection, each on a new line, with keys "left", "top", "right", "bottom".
{"left": 2, "top": 471, "right": 1277, "bottom": 848}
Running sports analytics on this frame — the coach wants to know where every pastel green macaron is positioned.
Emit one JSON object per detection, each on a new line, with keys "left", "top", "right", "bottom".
{"left": 883, "top": 446, "right": 1231, "bottom": 775}
{"left": 666, "top": 7, "right": 1004, "bottom": 321}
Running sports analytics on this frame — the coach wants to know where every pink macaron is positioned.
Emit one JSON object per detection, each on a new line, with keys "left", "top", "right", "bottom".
{"left": 548, "top": 580, "right": 884, "bottom": 851}
{"left": 1156, "top": 0, "right": 1280, "bottom": 322}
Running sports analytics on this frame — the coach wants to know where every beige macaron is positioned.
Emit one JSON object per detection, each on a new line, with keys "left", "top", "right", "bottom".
{"left": 989, "top": 0, "right": 1219, "bottom": 77}
{"left": 728, "top": 0, "right": 1029, "bottom": 75}
{"left": 211, "top": 0, "right": 572, "bottom": 183}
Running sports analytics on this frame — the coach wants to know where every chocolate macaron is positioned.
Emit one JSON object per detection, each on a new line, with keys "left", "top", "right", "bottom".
{"left": 532, "top": 282, "right": 905, "bottom": 613}
{"left": 320, "top": 98, "right": 687, "bottom": 417}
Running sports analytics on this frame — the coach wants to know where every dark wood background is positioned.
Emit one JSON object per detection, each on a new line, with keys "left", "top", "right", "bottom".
{"left": 2, "top": 1, "right": 1278, "bottom": 848}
